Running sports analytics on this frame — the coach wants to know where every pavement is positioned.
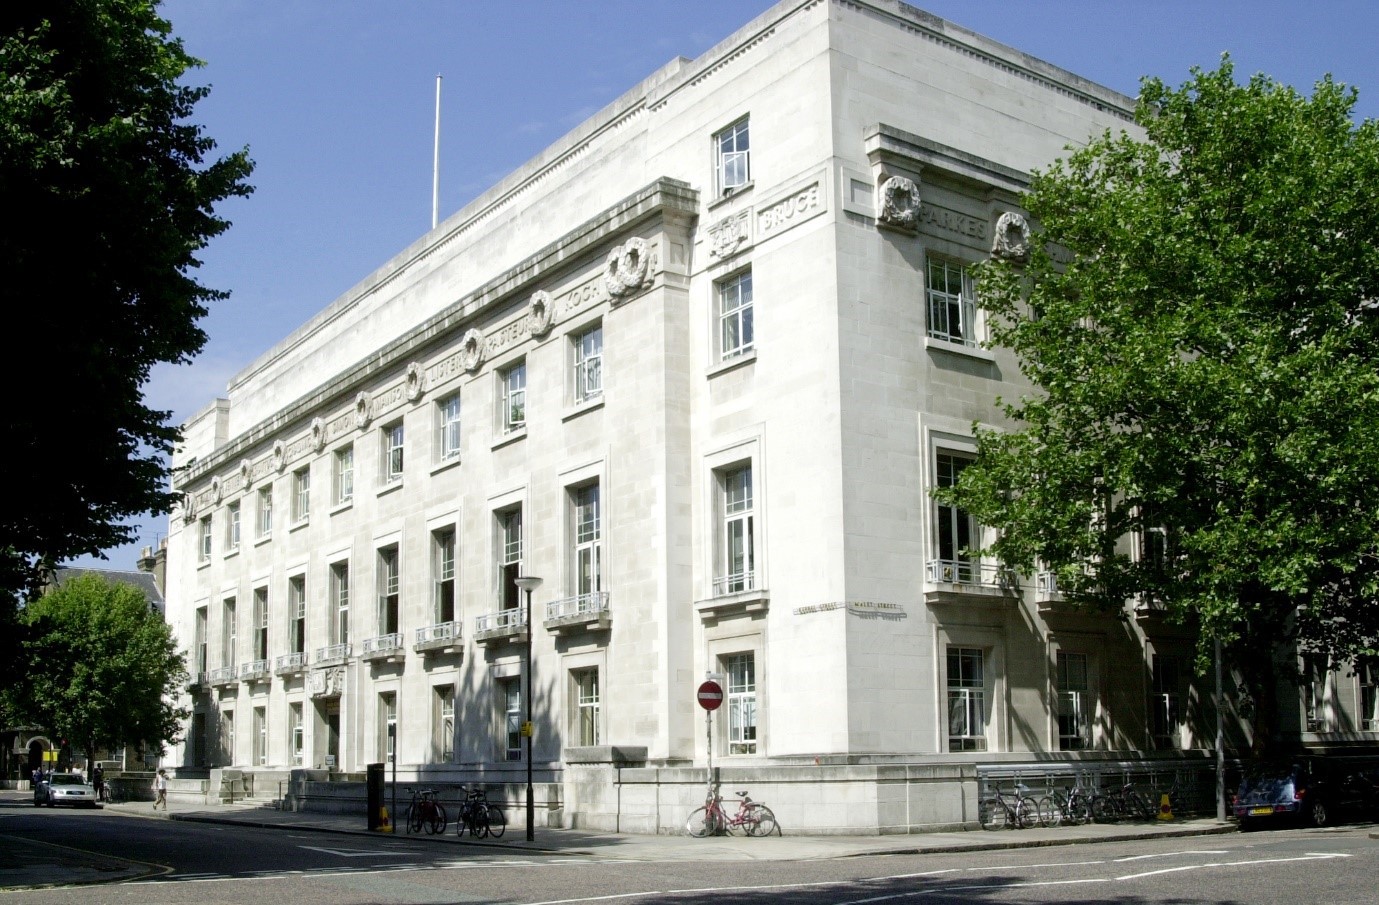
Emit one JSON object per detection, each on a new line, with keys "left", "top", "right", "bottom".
{"left": 1, "top": 789, "right": 1245, "bottom": 890}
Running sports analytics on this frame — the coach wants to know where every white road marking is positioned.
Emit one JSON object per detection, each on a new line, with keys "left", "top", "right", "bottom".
{"left": 296, "top": 844, "right": 411, "bottom": 857}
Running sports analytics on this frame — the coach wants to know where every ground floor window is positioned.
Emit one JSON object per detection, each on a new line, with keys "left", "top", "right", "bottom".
{"left": 501, "top": 679, "right": 522, "bottom": 762}
{"left": 1057, "top": 652, "right": 1090, "bottom": 750}
{"left": 289, "top": 703, "right": 303, "bottom": 767}
{"left": 379, "top": 692, "right": 396, "bottom": 764}
{"left": 220, "top": 709, "right": 235, "bottom": 765}
{"left": 1150, "top": 655, "right": 1183, "bottom": 749}
{"left": 724, "top": 653, "right": 757, "bottom": 755}
{"left": 572, "top": 668, "right": 600, "bottom": 747}
{"left": 947, "top": 647, "right": 987, "bottom": 752}
{"left": 253, "top": 706, "right": 267, "bottom": 766}
{"left": 1361, "top": 661, "right": 1378, "bottom": 732}
{"left": 434, "top": 685, "right": 455, "bottom": 762}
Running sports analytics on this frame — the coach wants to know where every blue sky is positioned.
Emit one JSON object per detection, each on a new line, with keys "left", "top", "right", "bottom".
{"left": 72, "top": 0, "right": 1379, "bottom": 570}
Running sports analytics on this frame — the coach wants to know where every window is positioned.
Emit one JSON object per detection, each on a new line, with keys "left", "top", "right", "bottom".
{"left": 252, "top": 587, "right": 268, "bottom": 660}
{"left": 498, "top": 507, "right": 523, "bottom": 610}
{"left": 1057, "top": 652, "right": 1091, "bottom": 750}
{"left": 192, "top": 712, "right": 207, "bottom": 767}
{"left": 717, "top": 465, "right": 754, "bottom": 594}
{"left": 573, "top": 325, "right": 603, "bottom": 403}
{"left": 253, "top": 706, "right": 267, "bottom": 767}
{"left": 715, "top": 117, "right": 750, "bottom": 194}
{"left": 225, "top": 502, "right": 241, "bottom": 551}
{"left": 434, "top": 685, "right": 455, "bottom": 762}
{"left": 926, "top": 258, "right": 977, "bottom": 346}
{"left": 725, "top": 653, "right": 757, "bottom": 755}
{"left": 333, "top": 445, "right": 354, "bottom": 504}
{"left": 378, "top": 546, "right": 400, "bottom": 635}
{"left": 331, "top": 562, "right": 350, "bottom": 646}
{"left": 947, "top": 647, "right": 987, "bottom": 751}
{"left": 380, "top": 692, "right": 397, "bottom": 764}
{"left": 501, "top": 678, "right": 522, "bottom": 761}
{"left": 437, "top": 393, "right": 462, "bottom": 462}
{"left": 221, "top": 709, "right": 235, "bottom": 764}
{"left": 573, "top": 483, "right": 602, "bottom": 602}
{"left": 199, "top": 516, "right": 213, "bottom": 562}
{"left": 1360, "top": 661, "right": 1378, "bottom": 732}
{"left": 501, "top": 362, "right": 526, "bottom": 434}
{"left": 194, "top": 606, "right": 208, "bottom": 676}
{"left": 573, "top": 668, "right": 600, "bottom": 747}
{"left": 717, "top": 270, "right": 754, "bottom": 361}
{"left": 288, "top": 575, "right": 306, "bottom": 655}
{"left": 433, "top": 528, "right": 456, "bottom": 624}
{"left": 934, "top": 452, "right": 976, "bottom": 582}
{"left": 293, "top": 466, "right": 310, "bottom": 521}
{"left": 289, "top": 703, "right": 303, "bottom": 767}
{"left": 1303, "top": 653, "right": 1328, "bottom": 732}
{"left": 257, "top": 486, "right": 273, "bottom": 537}
{"left": 222, "top": 597, "right": 237, "bottom": 667}
{"left": 382, "top": 422, "right": 404, "bottom": 484}
{"left": 1150, "top": 655, "right": 1183, "bottom": 749}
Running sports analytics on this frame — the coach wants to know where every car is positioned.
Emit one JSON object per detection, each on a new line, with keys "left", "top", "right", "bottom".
{"left": 1233, "top": 756, "right": 1379, "bottom": 829}
{"left": 33, "top": 772, "right": 98, "bottom": 808}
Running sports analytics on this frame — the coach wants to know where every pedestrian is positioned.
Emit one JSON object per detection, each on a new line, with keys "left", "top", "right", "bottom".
{"left": 153, "top": 768, "right": 168, "bottom": 810}
{"left": 92, "top": 764, "right": 106, "bottom": 802}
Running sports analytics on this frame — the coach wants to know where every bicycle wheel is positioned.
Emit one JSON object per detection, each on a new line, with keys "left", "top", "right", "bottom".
{"left": 408, "top": 803, "right": 424, "bottom": 834}
{"left": 978, "top": 798, "right": 1006, "bottom": 830}
{"left": 484, "top": 803, "right": 506, "bottom": 838}
{"left": 1128, "top": 791, "right": 1154, "bottom": 820}
{"left": 456, "top": 806, "right": 474, "bottom": 837}
{"left": 1016, "top": 797, "right": 1040, "bottom": 829}
{"left": 1037, "top": 796, "right": 1062, "bottom": 828}
{"left": 746, "top": 805, "right": 778, "bottom": 837}
{"left": 1090, "top": 793, "right": 1114, "bottom": 822}
{"left": 428, "top": 803, "right": 447, "bottom": 835}
{"left": 686, "top": 806, "right": 718, "bottom": 837}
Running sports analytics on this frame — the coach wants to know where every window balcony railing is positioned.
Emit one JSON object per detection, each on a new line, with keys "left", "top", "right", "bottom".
{"left": 239, "top": 659, "right": 270, "bottom": 682}
{"left": 208, "top": 666, "right": 238, "bottom": 687}
{"left": 1035, "top": 571, "right": 1059, "bottom": 598}
{"left": 414, "top": 621, "right": 461, "bottom": 654}
{"left": 314, "top": 642, "right": 351, "bottom": 666}
{"left": 361, "top": 633, "right": 404, "bottom": 663}
{"left": 712, "top": 571, "right": 756, "bottom": 597}
{"left": 274, "top": 651, "right": 307, "bottom": 676}
{"left": 925, "top": 559, "right": 1013, "bottom": 588}
{"left": 474, "top": 607, "right": 528, "bottom": 645}
{"left": 544, "top": 591, "right": 611, "bottom": 634}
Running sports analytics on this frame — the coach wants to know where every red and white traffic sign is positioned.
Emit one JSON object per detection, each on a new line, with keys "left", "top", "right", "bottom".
{"left": 696, "top": 680, "right": 724, "bottom": 711}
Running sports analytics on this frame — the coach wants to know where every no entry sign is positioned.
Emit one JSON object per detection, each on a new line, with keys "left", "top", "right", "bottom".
{"left": 696, "top": 680, "right": 724, "bottom": 711}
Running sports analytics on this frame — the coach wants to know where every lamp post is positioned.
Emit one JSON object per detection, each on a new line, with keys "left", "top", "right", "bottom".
{"left": 514, "top": 575, "right": 543, "bottom": 842}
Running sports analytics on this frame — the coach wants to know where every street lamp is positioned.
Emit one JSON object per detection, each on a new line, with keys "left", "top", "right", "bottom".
{"left": 514, "top": 574, "right": 543, "bottom": 842}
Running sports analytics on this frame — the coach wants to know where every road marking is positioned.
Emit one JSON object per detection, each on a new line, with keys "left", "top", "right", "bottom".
{"left": 296, "top": 844, "right": 411, "bottom": 857}
{"left": 1114, "top": 850, "right": 1228, "bottom": 861}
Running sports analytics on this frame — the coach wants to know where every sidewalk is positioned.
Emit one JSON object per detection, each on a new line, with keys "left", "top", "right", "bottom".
{"left": 104, "top": 797, "right": 1238, "bottom": 862}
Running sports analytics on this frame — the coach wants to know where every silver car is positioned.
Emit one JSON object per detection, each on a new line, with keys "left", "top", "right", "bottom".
{"left": 33, "top": 773, "right": 98, "bottom": 808}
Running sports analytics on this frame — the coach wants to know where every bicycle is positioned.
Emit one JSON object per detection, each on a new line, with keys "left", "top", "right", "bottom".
{"left": 406, "top": 787, "right": 447, "bottom": 835}
{"left": 456, "top": 786, "right": 490, "bottom": 838}
{"left": 1036, "top": 784, "right": 1094, "bottom": 828}
{"left": 979, "top": 784, "right": 1041, "bottom": 830}
{"left": 686, "top": 789, "right": 779, "bottom": 837}
{"left": 1090, "top": 782, "right": 1155, "bottom": 822}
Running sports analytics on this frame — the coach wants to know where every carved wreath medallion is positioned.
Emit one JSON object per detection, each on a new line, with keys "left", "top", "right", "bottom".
{"left": 877, "top": 175, "right": 921, "bottom": 231}
{"left": 459, "top": 328, "right": 486, "bottom": 373}
{"left": 405, "top": 361, "right": 425, "bottom": 402}
{"left": 604, "top": 237, "right": 650, "bottom": 300}
{"left": 272, "top": 440, "right": 287, "bottom": 473}
{"left": 354, "top": 391, "right": 373, "bottom": 430}
{"left": 528, "top": 290, "right": 553, "bottom": 338}
{"left": 209, "top": 475, "right": 222, "bottom": 505}
{"left": 992, "top": 211, "right": 1031, "bottom": 262}
{"left": 310, "top": 417, "right": 326, "bottom": 453}
{"left": 239, "top": 458, "right": 253, "bottom": 490}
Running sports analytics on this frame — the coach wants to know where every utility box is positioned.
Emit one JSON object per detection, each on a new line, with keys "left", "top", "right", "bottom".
{"left": 366, "top": 763, "right": 385, "bottom": 830}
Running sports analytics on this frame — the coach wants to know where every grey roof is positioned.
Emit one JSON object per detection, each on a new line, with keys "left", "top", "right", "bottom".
{"left": 52, "top": 568, "right": 164, "bottom": 612}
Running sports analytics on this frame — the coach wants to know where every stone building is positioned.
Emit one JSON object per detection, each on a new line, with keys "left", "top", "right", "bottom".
{"left": 163, "top": 0, "right": 1378, "bottom": 832}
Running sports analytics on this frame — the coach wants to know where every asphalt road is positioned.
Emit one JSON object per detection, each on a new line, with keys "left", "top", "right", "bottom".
{"left": 3, "top": 801, "right": 1376, "bottom": 904}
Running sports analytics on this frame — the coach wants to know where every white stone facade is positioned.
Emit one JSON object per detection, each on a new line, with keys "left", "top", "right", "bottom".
{"left": 163, "top": 0, "right": 1378, "bottom": 834}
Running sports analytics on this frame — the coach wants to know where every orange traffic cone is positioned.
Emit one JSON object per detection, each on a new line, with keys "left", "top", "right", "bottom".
{"left": 1157, "top": 793, "right": 1174, "bottom": 821}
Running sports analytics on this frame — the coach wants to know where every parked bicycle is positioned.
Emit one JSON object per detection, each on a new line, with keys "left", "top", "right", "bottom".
{"left": 686, "top": 788, "right": 779, "bottom": 837}
{"left": 979, "top": 784, "right": 1041, "bottom": 830}
{"left": 406, "top": 787, "right": 447, "bottom": 835}
{"left": 1036, "top": 784, "right": 1094, "bottom": 828}
{"left": 456, "top": 786, "right": 491, "bottom": 838}
{"left": 1090, "top": 781, "right": 1155, "bottom": 822}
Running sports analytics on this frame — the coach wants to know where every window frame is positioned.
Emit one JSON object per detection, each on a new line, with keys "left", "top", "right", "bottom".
{"left": 500, "top": 361, "right": 527, "bottom": 434}
{"left": 292, "top": 466, "right": 311, "bottom": 523}
{"left": 716, "top": 269, "right": 754, "bottom": 362}
{"left": 221, "top": 596, "right": 237, "bottom": 668}
{"left": 381, "top": 421, "right": 405, "bottom": 485}
{"left": 377, "top": 545, "right": 400, "bottom": 636}
{"left": 433, "top": 527, "right": 456, "bottom": 624}
{"left": 199, "top": 516, "right": 213, "bottom": 562}
{"left": 925, "top": 256, "right": 978, "bottom": 347}
{"left": 714, "top": 117, "right": 751, "bottom": 195}
{"left": 572, "top": 667, "right": 601, "bottom": 747}
{"left": 501, "top": 677, "right": 522, "bottom": 762}
{"left": 946, "top": 646, "right": 988, "bottom": 752}
{"left": 288, "top": 574, "right": 307, "bottom": 655}
{"left": 225, "top": 502, "right": 241, "bottom": 552}
{"left": 437, "top": 392, "right": 462, "bottom": 463}
{"left": 933, "top": 450, "right": 977, "bottom": 582}
{"left": 333, "top": 444, "right": 355, "bottom": 505}
{"left": 257, "top": 486, "right": 273, "bottom": 538}
{"left": 289, "top": 702, "right": 304, "bottom": 767}
{"left": 724, "top": 652, "right": 758, "bottom": 755}
{"left": 1056, "top": 651, "right": 1091, "bottom": 751}
{"left": 717, "top": 464, "right": 755, "bottom": 595}
{"left": 330, "top": 561, "right": 350, "bottom": 647}
{"left": 571, "top": 482, "right": 602, "bottom": 601}
{"left": 497, "top": 507, "right": 523, "bottom": 611}
{"left": 435, "top": 684, "right": 456, "bottom": 762}
{"left": 251, "top": 586, "right": 269, "bottom": 661}
{"left": 572, "top": 324, "right": 603, "bottom": 404}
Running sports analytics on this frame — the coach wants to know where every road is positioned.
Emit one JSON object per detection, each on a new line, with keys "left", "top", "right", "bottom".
{"left": 3, "top": 802, "right": 1377, "bottom": 904}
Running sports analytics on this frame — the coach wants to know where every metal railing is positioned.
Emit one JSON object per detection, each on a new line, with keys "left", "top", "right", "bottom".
{"left": 314, "top": 642, "right": 351, "bottom": 664}
{"left": 362, "top": 633, "right": 403, "bottom": 655}
{"left": 546, "top": 591, "right": 609, "bottom": 621}
{"left": 712, "top": 571, "right": 756, "bottom": 596}
{"left": 475, "top": 607, "right": 527, "bottom": 634}
{"left": 274, "top": 651, "right": 307, "bottom": 673}
{"left": 208, "top": 666, "right": 236, "bottom": 684}
{"left": 926, "top": 559, "right": 1014, "bottom": 588}
{"left": 239, "top": 659, "right": 269, "bottom": 680}
{"left": 414, "top": 621, "right": 459, "bottom": 645}
{"left": 1035, "top": 571, "right": 1059, "bottom": 598}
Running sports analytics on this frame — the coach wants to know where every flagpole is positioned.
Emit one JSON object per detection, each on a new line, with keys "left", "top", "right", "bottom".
{"left": 432, "top": 74, "right": 442, "bottom": 229}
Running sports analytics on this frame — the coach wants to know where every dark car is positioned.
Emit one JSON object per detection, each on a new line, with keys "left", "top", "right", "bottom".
{"left": 1233, "top": 757, "right": 1379, "bottom": 829}
{"left": 33, "top": 772, "right": 98, "bottom": 808}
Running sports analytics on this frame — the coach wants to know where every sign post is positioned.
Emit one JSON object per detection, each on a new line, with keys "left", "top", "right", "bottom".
{"left": 696, "top": 679, "right": 724, "bottom": 793}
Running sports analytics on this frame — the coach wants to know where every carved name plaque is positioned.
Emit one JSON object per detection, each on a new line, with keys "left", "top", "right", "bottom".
{"left": 922, "top": 204, "right": 987, "bottom": 242}
{"left": 757, "top": 182, "right": 822, "bottom": 240}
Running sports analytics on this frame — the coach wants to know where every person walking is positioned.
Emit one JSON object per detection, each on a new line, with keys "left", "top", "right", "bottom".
{"left": 92, "top": 764, "right": 106, "bottom": 803}
{"left": 153, "top": 768, "right": 168, "bottom": 810}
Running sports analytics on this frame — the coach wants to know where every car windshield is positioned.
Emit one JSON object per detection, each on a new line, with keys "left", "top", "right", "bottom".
{"left": 49, "top": 774, "right": 83, "bottom": 785}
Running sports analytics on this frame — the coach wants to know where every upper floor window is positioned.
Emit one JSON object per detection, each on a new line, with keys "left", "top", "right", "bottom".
{"left": 718, "top": 270, "right": 754, "bottom": 361}
{"left": 292, "top": 466, "right": 310, "bottom": 522}
{"left": 433, "top": 527, "right": 456, "bottom": 624}
{"left": 715, "top": 117, "right": 750, "bottom": 195}
{"left": 926, "top": 258, "right": 977, "bottom": 346}
{"left": 382, "top": 422, "right": 404, "bottom": 485}
{"left": 252, "top": 587, "right": 268, "bottom": 660}
{"left": 498, "top": 507, "right": 523, "bottom": 610}
{"left": 221, "top": 597, "right": 237, "bottom": 667}
{"left": 225, "top": 502, "right": 241, "bottom": 552}
{"left": 572, "top": 483, "right": 602, "bottom": 599}
{"left": 1360, "top": 661, "right": 1378, "bottom": 732}
{"left": 377, "top": 545, "right": 400, "bottom": 635}
{"left": 573, "top": 325, "right": 603, "bottom": 404}
{"left": 199, "top": 516, "right": 213, "bottom": 562}
{"left": 437, "top": 392, "right": 462, "bottom": 462}
{"left": 330, "top": 561, "right": 350, "bottom": 646}
{"left": 933, "top": 452, "right": 976, "bottom": 582}
{"left": 717, "top": 465, "right": 755, "bottom": 595}
{"left": 333, "top": 445, "right": 354, "bottom": 505}
{"left": 257, "top": 486, "right": 273, "bottom": 538}
{"left": 194, "top": 606, "right": 208, "bottom": 674}
{"left": 501, "top": 362, "right": 526, "bottom": 434}
{"left": 288, "top": 575, "right": 307, "bottom": 655}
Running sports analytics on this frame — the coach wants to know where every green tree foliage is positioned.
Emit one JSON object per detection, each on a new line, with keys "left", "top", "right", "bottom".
{"left": 9, "top": 574, "right": 188, "bottom": 759}
{"left": 0, "top": 0, "right": 253, "bottom": 603}
{"left": 945, "top": 59, "right": 1379, "bottom": 751}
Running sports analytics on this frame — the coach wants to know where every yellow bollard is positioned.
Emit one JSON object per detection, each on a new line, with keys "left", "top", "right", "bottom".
{"left": 378, "top": 805, "right": 393, "bottom": 832}
{"left": 1157, "top": 793, "right": 1174, "bottom": 821}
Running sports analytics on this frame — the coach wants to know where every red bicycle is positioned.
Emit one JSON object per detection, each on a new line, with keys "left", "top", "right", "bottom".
{"left": 686, "top": 789, "right": 779, "bottom": 837}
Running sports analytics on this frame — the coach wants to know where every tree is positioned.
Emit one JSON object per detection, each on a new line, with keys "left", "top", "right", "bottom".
{"left": 0, "top": 0, "right": 254, "bottom": 604}
{"left": 7, "top": 574, "right": 189, "bottom": 761}
{"left": 944, "top": 59, "right": 1379, "bottom": 754}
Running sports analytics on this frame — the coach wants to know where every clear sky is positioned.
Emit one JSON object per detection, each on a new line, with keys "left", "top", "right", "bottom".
{"left": 70, "top": 0, "right": 1379, "bottom": 571}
